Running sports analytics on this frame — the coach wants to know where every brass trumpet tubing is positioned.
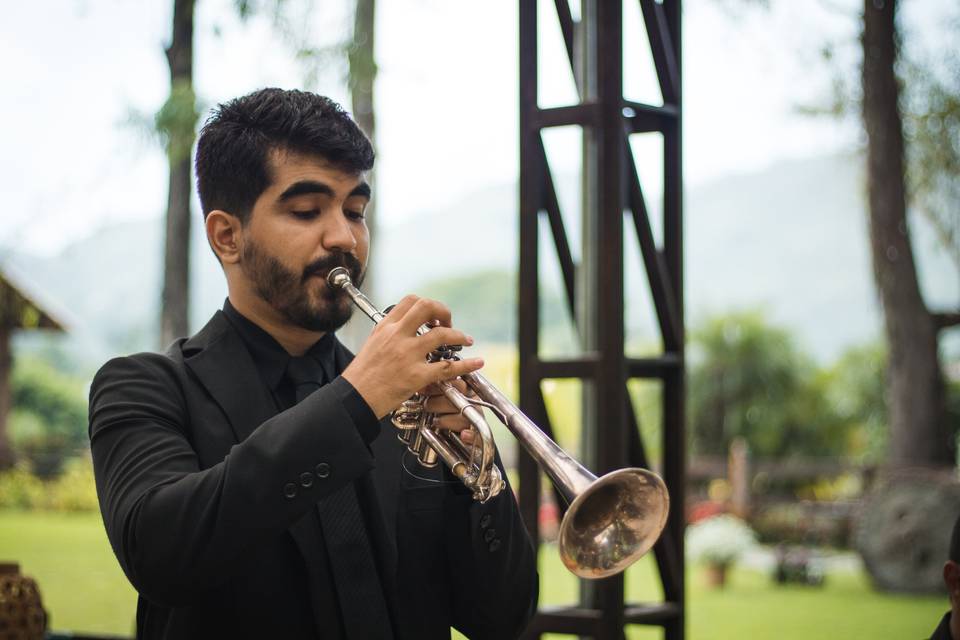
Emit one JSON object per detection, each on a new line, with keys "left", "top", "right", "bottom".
{"left": 461, "top": 371, "right": 596, "bottom": 500}
{"left": 431, "top": 379, "right": 500, "bottom": 497}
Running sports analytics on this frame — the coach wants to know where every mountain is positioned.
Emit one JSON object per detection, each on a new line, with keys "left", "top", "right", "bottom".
{"left": 5, "top": 153, "right": 957, "bottom": 371}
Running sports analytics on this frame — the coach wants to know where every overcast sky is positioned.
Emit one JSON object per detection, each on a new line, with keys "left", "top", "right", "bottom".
{"left": 0, "top": 0, "right": 951, "bottom": 257}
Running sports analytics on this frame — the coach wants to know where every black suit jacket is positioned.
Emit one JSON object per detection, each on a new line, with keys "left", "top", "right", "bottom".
{"left": 89, "top": 311, "right": 538, "bottom": 639}
{"left": 930, "top": 612, "right": 954, "bottom": 640}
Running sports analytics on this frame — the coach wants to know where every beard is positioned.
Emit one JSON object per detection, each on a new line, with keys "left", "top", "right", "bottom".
{"left": 240, "top": 239, "right": 365, "bottom": 333}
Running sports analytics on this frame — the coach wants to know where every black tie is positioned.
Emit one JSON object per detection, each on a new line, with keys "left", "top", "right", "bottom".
{"left": 284, "top": 355, "right": 393, "bottom": 640}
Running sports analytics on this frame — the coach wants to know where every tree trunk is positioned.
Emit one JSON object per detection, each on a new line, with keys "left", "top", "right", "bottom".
{"left": 349, "top": 0, "right": 377, "bottom": 147}
{"left": 160, "top": 0, "right": 197, "bottom": 347}
{"left": 861, "top": 0, "right": 951, "bottom": 467}
{"left": 339, "top": 0, "right": 378, "bottom": 350}
{"left": 0, "top": 325, "right": 12, "bottom": 470}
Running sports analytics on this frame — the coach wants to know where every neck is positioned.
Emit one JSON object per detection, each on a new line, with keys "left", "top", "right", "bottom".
{"left": 951, "top": 609, "right": 959, "bottom": 640}
{"left": 227, "top": 287, "right": 324, "bottom": 357}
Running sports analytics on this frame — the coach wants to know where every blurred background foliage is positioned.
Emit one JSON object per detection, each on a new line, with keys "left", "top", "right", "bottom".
{"left": 688, "top": 310, "right": 891, "bottom": 461}
{"left": 9, "top": 358, "right": 88, "bottom": 478}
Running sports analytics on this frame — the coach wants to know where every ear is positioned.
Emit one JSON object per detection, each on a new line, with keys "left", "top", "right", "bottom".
{"left": 206, "top": 210, "right": 242, "bottom": 264}
{"left": 945, "top": 561, "right": 960, "bottom": 602}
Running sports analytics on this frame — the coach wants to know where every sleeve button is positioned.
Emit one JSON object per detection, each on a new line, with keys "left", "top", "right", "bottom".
{"left": 315, "top": 463, "right": 331, "bottom": 478}
{"left": 300, "top": 472, "right": 314, "bottom": 488}
{"left": 283, "top": 483, "right": 298, "bottom": 499}
{"left": 483, "top": 528, "right": 497, "bottom": 543}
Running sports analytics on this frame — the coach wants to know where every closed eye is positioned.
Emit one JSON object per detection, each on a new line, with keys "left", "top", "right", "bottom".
{"left": 346, "top": 210, "right": 365, "bottom": 221}
{"left": 291, "top": 210, "right": 319, "bottom": 220}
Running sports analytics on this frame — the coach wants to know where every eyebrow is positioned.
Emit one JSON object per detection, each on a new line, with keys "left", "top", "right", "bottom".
{"left": 277, "top": 180, "right": 371, "bottom": 202}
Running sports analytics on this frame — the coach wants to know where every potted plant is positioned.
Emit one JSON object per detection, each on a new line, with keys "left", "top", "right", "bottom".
{"left": 686, "top": 514, "right": 756, "bottom": 588}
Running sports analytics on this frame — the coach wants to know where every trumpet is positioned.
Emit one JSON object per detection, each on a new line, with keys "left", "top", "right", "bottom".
{"left": 327, "top": 267, "right": 670, "bottom": 579}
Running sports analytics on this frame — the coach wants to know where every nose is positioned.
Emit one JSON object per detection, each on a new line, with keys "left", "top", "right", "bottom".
{"left": 321, "top": 213, "right": 358, "bottom": 253}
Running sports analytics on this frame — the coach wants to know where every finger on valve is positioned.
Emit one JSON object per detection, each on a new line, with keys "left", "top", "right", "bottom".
{"left": 430, "top": 412, "right": 471, "bottom": 432}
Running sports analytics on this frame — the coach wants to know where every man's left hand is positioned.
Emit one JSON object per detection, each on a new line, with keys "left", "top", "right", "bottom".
{"left": 420, "top": 378, "right": 478, "bottom": 445}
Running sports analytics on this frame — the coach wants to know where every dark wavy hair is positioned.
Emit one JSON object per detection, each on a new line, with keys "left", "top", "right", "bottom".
{"left": 195, "top": 88, "right": 375, "bottom": 223}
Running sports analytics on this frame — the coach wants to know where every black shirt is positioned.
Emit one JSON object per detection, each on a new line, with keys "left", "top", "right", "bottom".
{"left": 222, "top": 298, "right": 380, "bottom": 444}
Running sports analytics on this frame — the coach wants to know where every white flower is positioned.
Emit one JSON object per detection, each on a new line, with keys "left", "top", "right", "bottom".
{"left": 686, "top": 514, "right": 756, "bottom": 565}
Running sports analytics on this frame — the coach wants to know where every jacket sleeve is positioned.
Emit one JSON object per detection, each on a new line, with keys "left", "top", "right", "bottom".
{"left": 445, "top": 458, "right": 539, "bottom": 639}
{"left": 88, "top": 352, "right": 375, "bottom": 606}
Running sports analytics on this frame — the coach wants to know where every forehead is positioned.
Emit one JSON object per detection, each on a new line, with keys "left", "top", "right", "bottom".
{"left": 266, "top": 149, "right": 365, "bottom": 193}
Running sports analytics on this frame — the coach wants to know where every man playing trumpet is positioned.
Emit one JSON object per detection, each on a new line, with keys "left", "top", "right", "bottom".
{"left": 89, "top": 87, "right": 538, "bottom": 640}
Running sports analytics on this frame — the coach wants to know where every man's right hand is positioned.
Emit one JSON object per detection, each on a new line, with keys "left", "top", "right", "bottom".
{"left": 340, "top": 295, "right": 484, "bottom": 419}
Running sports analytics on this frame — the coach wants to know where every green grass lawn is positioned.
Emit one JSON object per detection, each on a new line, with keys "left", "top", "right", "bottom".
{"left": 0, "top": 509, "right": 946, "bottom": 638}
{"left": 0, "top": 509, "right": 137, "bottom": 636}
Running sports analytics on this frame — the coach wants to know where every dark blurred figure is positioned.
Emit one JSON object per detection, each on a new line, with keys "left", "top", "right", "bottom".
{"left": 930, "top": 516, "right": 960, "bottom": 639}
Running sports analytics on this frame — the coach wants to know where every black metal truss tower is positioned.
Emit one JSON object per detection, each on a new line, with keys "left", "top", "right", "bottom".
{"left": 517, "top": 0, "right": 685, "bottom": 637}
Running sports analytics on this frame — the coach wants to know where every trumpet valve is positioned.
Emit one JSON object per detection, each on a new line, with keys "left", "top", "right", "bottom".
{"left": 397, "top": 428, "right": 416, "bottom": 448}
{"left": 391, "top": 396, "right": 424, "bottom": 430}
{"left": 411, "top": 430, "right": 439, "bottom": 467}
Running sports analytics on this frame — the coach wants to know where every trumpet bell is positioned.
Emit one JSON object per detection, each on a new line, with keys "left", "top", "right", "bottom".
{"left": 558, "top": 468, "right": 670, "bottom": 579}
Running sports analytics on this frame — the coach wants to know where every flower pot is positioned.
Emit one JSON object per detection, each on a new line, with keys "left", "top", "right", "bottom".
{"left": 0, "top": 562, "right": 47, "bottom": 640}
{"left": 705, "top": 561, "right": 729, "bottom": 588}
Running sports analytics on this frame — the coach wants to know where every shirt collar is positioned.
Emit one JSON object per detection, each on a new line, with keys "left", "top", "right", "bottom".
{"left": 222, "top": 298, "right": 338, "bottom": 389}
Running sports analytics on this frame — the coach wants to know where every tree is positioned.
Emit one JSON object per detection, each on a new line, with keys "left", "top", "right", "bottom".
{"left": 687, "top": 311, "right": 846, "bottom": 458}
{"left": 159, "top": 0, "right": 199, "bottom": 347}
{"left": 860, "top": 0, "right": 957, "bottom": 467}
{"left": 340, "top": 0, "right": 379, "bottom": 349}
{"left": 688, "top": 312, "right": 892, "bottom": 461}
{"left": 819, "top": 342, "right": 888, "bottom": 463}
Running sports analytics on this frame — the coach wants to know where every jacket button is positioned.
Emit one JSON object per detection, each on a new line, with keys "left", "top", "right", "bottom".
{"left": 483, "top": 528, "right": 497, "bottom": 543}
{"left": 479, "top": 514, "right": 492, "bottom": 529}
{"left": 315, "top": 463, "right": 331, "bottom": 478}
{"left": 283, "top": 483, "right": 298, "bottom": 499}
{"left": 489, "top": 539, "right": 501, "bottom": 552}
{"left": 300, "top": 472, "right": 314, "bottom": 488}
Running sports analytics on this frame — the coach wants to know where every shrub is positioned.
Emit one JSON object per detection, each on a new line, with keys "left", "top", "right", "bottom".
{"left": 10, "top": 359, "right": 88, "bottom": 477}
{"left": 0, "top": 456, "right": 98, "bottom": 512}
{"left": 45, "top": 456, "right": 99, "bottom": 512}
{"left": 0, "top": 465, "right": 45, "bottom": 509}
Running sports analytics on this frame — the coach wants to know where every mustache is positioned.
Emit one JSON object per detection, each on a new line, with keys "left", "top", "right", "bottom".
{"left": 301, "top": 253, "right": 364, "bottom": 284}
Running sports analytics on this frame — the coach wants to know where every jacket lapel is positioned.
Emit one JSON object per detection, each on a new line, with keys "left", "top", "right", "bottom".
{"left": 183, "top": 313, "right": 330, "bottom": 583}
{"left": 182, "top": 311, "right": 277, "bottom": 444}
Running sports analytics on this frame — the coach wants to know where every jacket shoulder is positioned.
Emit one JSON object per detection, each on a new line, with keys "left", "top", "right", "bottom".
{"left": 92, "top": 341, "right": 188, "bottom": 388}
{"left": 88, "top": 341, "right": 193, "bottom": 439}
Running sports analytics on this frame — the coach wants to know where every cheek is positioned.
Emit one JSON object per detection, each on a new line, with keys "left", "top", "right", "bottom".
{"left": 277, "top": 237, "right": 316, "bottom": 270}
{"left": 354, "top": 227, "right": 371, "bottom": 261}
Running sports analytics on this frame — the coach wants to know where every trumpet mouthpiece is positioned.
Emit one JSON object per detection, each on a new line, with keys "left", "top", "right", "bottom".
{"left": 327, "top": 267, "right": 352, "bottom": 290}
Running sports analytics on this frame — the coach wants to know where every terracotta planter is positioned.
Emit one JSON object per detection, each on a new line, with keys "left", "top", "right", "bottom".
{"left": 0, "top": 562, "right": 47, "bottom": 640}
{"left": 704, "top": 562, "right": 729, "bottom": 588}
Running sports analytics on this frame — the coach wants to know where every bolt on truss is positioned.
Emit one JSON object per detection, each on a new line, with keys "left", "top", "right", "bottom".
{"left": 517, "top": 0, "right": 685, "bottom": 638}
